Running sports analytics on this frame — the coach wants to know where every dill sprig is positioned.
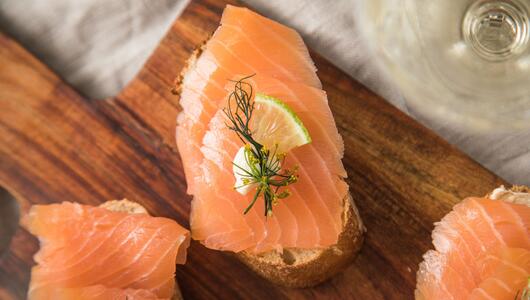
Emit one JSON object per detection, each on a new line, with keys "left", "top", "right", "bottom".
{"left": 223, "top": 75, "right": 298, "bottom": 216}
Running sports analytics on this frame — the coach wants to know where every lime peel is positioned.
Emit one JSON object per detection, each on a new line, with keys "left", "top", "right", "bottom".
{"left": 251, "top": 93, "right": 312, "bottom": 154}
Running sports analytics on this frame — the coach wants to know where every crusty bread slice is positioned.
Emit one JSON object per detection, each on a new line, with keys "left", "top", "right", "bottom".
{"left": 100, "top": 199, "right": 183, "bottom": 300}
{"left": 237, "top": 193, "right": 365, "bottom": 288}
{"left": 174, "top": 39, "right": 365, "bottom": 288}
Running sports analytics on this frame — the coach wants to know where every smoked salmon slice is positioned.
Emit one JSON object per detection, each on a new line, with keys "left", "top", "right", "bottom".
{"left": 24, "top": 202, "right": 190, "bottom": 300}
{"left": 415, "top": 187, "right": 530, "bottom": 300}
{"left": 176, "top": 5, "right": 351, "bottom": 253}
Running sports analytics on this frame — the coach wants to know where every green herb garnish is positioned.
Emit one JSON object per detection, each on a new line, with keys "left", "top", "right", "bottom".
{"left": 223, "top": 75, "right": 298, "bottom": 216}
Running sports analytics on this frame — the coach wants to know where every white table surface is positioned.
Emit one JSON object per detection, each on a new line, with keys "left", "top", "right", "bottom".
{"left": 1, "top": 0, "right": 528, "bottom": 185}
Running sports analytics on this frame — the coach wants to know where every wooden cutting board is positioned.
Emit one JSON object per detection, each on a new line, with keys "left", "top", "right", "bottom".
{"left": 0, "top": 0, "right": 506, "bottom": 299}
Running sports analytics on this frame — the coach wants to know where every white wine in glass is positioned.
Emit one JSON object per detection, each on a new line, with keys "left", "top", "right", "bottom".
{"left": 358, "top": 0, "right": 530, "bottom": 130}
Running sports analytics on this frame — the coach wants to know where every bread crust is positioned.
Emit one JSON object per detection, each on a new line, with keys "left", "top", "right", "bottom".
{"left": 99, "top": 199, "right": 148, "bottom": 214}
{"left": 236, "top": 193, "right": 365, "bottom": 288}
{"left": 171, "top": 39, "right": 208, "bottom": 98}
{"left": 510, "top": 185, "right": 530, "bottom": 193}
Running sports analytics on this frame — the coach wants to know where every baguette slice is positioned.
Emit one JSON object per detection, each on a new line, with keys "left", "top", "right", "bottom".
{"left": 175, "top": 38, "right": 365, "bottom": 287}
{"left": 100, "top": 199, "right": 184, "bottom": 300}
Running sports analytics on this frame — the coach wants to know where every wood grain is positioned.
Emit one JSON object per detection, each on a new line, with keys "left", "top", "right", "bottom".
{"left": 0, "top": 0, "right": 506, "bottom": 299}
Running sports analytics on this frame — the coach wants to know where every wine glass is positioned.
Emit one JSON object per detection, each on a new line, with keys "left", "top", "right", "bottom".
{"left": 357, "top": 0, "right": 530, "bottom": 130}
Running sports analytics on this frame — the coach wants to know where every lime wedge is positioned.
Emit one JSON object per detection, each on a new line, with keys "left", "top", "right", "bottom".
{"left": 251, "top": 93, "right": 311, "bottom": 154}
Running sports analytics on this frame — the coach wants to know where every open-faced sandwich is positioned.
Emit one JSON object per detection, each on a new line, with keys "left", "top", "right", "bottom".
{"left": 174, "top": 5, "right": 364, "bottom": 287}
{"left": 416, "top": 186, "right": 530, "bottom": 300}
{"left": 24, "top": 199, "right": 190, "bottom": 299}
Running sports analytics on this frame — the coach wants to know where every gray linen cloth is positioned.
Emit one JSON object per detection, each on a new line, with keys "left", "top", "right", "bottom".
{"left": 0, "top": 0, "right": 528, "bottom": 185}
